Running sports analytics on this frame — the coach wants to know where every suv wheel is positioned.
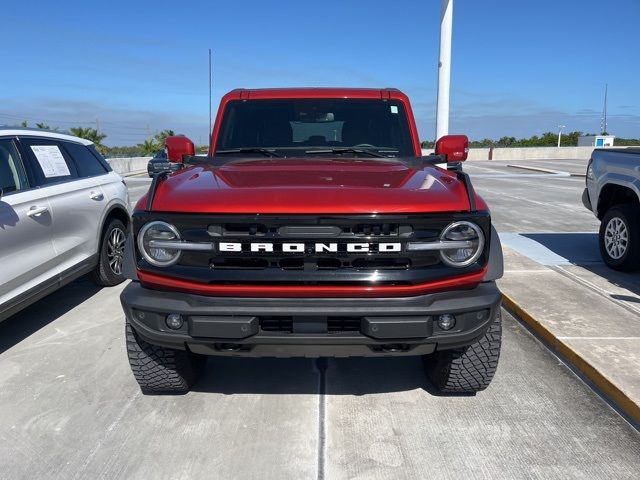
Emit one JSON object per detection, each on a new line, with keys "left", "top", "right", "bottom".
{"left": 423, "top": 312, "right": 501, "bottom": 394}
{"left": 91, "top": 218, "right": 127, "bottom": 286}
{"left": 599, "top": 205, "right": 640, "bottom": 272}
{"left": 126, "top": 322, "right": 205, "bottom": 394}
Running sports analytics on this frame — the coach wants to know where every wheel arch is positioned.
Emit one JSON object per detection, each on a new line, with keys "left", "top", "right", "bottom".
{"left": 97, "top": 203, "right": 131, "bottom": 252}
{"left": 596, "top": 182, "right": 640, "bottom": 219}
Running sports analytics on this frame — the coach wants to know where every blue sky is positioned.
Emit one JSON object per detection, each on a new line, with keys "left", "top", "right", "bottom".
{"left": 2, "top": 0, "right": 638, "bottom": 146}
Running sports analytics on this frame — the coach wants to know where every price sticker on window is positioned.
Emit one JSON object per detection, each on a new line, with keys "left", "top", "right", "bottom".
{"left": 31, "top": 145, "right": 70, "bottom": 178}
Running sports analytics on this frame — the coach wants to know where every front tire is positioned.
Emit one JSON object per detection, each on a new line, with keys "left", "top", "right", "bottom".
{"left": 599, "top": 205, "right": 640, "bottom": 272}
{"left": 126, "top": 322, "right": 205, "bottom": 394}
{"left": 91, "top": 218, "right": 127, "bottom": 286}
{"left": 423, "top": 312, "right": 502, "bottom": 394}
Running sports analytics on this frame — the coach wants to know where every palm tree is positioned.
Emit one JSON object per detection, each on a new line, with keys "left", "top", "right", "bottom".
{"left": 153, "top": 129, "right": 176, "bottom": 147}
{"left": 69, "top": 127, "right": 107, "bottom": 153}
{"left": 138, "top": 138, "right": 159, "bottom": 156}
{"left": 35, "top": 122, "right": 58, "bottom": 131}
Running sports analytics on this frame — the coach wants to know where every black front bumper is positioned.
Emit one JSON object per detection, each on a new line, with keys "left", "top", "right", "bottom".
{"left": 120, "top": 281, "right": 501, "bottom": 358}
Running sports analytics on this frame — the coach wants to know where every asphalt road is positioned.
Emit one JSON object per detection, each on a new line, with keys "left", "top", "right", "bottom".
{"left": 1, "top": 165, "right": 639, "bottom": 480}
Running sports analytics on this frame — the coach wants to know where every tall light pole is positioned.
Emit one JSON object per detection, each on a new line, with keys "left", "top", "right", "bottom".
{"left": 209, "top": 48, "right": 212, "bottom": 136}
{"left": 557, "top": 125, "right": 565, "bottom": 148}
{"left": 435, "top": 0, "right": 453, "bottom": 141}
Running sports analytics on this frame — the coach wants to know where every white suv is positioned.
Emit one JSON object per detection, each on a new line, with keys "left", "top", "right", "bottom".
{"left": 0, "top": 128, "right": 130, "bottom": 322}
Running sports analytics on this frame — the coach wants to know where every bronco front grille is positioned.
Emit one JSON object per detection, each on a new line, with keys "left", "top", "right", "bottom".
{"left": 134, "top": 213, "right": 491, "bottom": 286}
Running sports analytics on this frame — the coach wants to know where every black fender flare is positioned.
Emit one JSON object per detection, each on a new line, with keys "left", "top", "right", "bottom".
{"left": 485, "top": 225, "right": 504, "bottom": 281}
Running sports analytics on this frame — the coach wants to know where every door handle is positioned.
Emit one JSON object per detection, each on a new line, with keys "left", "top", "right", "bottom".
{"left": 26, "top": 206, "right": 49, "bottom": 217}
{"left": 90, "top": 191, "right": 104, "bottom": 201}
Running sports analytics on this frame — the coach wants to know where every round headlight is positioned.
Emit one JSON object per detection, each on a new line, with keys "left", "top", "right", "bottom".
{"left": 137, "top": 221, "right": 181, "bottom": 267}
{"left": 439, "top": 221, "right": 485, "bottom": 267}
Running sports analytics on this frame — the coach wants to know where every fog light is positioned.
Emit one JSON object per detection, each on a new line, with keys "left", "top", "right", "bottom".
{"left": 166, "top": 313, "right": 184, "bottom": 330}
{"left": 437, "top": 314, "right": 456, "bottom": 330}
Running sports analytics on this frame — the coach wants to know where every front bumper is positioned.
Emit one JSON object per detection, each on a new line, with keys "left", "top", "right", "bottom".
{"left": 120, "top": 281, "right": 501, "bottom": 358}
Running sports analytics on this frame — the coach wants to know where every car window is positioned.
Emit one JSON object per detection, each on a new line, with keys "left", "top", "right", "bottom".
{"left": 61, "top": 141, "right": 108, "bottom": 178}
{"left": 19, "top": 138, "right": 79, "bottom": 186}
{"left": 0, "top": 139, "right": 29, "bottom": 195}
{"left": 216, "top": 99, "right": 415, "bottom": 157}
{"left": 86, "top": 145, "right": 113, "bottom": 172}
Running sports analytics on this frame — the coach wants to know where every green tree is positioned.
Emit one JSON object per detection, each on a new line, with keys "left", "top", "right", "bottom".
{"left": 20, "top": 120, "right": 28, "bottom": 127}
{"left": 496, "top": 136, "right": 517, "bottom": 147}
{"left": 35, "top": 122, "right": 58, "bottom": 131}
{"left": 69, "top": 127, "right": 107, "bottom": 153}
{"left": 153, "top": 129, "right": 175, "bottom": 147}
{"left": 138, "top": 138, "right": 159, "bottom": 156}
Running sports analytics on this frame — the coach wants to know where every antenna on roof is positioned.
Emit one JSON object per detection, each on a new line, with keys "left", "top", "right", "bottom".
{"left": 600, "top": 83, "right": 608, "bottom": 134}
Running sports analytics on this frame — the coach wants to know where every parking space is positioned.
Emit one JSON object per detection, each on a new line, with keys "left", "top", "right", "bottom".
{"left": 1, "top": 163, "right": 639, "bottom": 479}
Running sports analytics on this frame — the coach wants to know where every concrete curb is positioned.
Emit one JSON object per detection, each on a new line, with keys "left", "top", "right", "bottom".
{"left": 506, "top": 164, "right": 586, "bottom": 177}
{"left": 502, "top": 293, "right": 640, "bottom": 429}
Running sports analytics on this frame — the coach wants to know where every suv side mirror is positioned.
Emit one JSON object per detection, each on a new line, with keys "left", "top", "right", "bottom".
{"left": 165, "top": 135, "right": 195, "bottom": 162}
{"left": 435, "top": 135, "right": 469, "bottom": 162}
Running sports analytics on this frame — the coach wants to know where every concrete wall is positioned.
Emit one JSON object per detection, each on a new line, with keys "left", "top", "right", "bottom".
{"left": 106, "top": 157, "right": 151, "bottom": 174}
{"left": 108, "top": 147, "right": 637, "bottom": 174}
{"left": 421, "top": 146, "right": 634, "bottom": 161}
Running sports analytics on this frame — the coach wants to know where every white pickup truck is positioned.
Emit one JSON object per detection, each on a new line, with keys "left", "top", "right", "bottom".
{"left": 583, "top": 148, "right": 640, "bottom": 271}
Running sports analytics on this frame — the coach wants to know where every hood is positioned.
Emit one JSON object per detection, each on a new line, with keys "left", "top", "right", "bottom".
{"left": 146, "top": 158, "right": 474, "bottom": 214}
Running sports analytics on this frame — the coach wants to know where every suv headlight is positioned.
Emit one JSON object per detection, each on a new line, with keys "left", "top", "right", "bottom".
{"left": 137, "top": 221, "right": 182, "bottom": 266}
{"left": 439, "top": 221, "right": 485, "bottom": 267}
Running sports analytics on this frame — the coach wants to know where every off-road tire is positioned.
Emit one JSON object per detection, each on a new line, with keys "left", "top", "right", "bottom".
{"left": 599, "top": 205, "right": 640, "bottom": 272}
{"left": 423, "top": 312, "right": 502, "bottom": 394}
{"left": 91, "top": 219, "right": 127, "bottom": 287}
{"left": 126, "top": 321, "right": 205, "bottom": 394}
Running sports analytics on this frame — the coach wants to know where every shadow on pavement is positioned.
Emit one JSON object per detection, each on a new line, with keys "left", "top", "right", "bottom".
{"left": 195, "top": 355, "right": 434, "bottom": 395}
{"left": 523, "top": 232, "right": 640, "bottom": 296}
{"left": 0, "top": 277, "right": 101, "bottom": 355}
{"left": 523, "top": 232, "right": 601, "bottom": 264}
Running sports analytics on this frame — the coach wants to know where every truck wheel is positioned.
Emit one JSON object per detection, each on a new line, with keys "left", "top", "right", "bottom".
{"left": 126, "top": 321, "right": 205, "bottom": 394}
{"left": 91, "top": 218, "right": 127, "bottom": 287}
{"left": 423, "top": 312, "right": 501, "bottom": 394}
{"left": 599, "top": 205, "right": 640, "bottom": 272}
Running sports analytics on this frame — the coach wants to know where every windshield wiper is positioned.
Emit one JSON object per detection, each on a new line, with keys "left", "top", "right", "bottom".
{"left": 304, "top": 148, "right": 385, "bottom": 158}
{"left": 216, "top": 148, "right": 281, "bottom": 158}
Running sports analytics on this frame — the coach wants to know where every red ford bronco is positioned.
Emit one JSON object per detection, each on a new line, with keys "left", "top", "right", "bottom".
{"left": 120, "top": 88, "right": 504, "bottom": 394}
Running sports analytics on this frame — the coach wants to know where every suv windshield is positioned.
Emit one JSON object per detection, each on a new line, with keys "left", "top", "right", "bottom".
{"left": 215, "top": 98, "right": 414, "bottom": 157}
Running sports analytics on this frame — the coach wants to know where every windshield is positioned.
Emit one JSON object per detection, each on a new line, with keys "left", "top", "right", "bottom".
{"left": 215, "top": 98, "right": 415, "bottom": 157}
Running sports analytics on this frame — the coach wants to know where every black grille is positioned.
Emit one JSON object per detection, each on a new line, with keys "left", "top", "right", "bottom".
{"left": 260, "top": 316, "right": 293, "bottom": 332}
{"left": 259, "top": 316, "right": 362, "bottom": 333}
{"left": 327, "top": 317, "right": 361, "bottom": 332}
{"left": 134, "top": 213, "right": 491, "bottom": 287}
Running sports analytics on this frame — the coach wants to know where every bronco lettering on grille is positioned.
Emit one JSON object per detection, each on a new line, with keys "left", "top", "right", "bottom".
{"left": 217, "top": 242, "right": 402, "bottom": 253}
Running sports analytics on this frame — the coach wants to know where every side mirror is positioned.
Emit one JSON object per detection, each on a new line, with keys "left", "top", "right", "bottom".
{"left": 435, "top": 135, "right": 469, "bottom": 162}
{"left": 165, "top": 135, "right": 195, "bottom": 162}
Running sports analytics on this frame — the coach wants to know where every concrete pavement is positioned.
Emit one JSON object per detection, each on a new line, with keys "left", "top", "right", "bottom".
{"left": 1, "top": 277, "right": 638, "bottom": 479}
{"left": 499, "top": 247, "right": 640, "bottom": 426}
{"left": 467, "top": 161, "right": 640, "bottom": 427}
{"left": 1, "top": 161, "right": 639, "bottom": 479}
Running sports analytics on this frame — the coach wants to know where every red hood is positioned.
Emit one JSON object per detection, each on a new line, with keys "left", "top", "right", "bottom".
{"left": 144, "top": 158, "right": 479, "bottom": 214}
